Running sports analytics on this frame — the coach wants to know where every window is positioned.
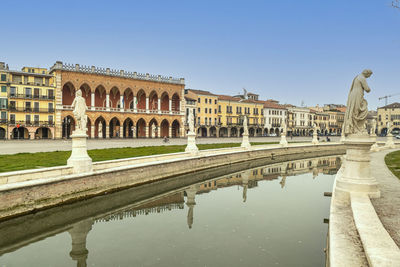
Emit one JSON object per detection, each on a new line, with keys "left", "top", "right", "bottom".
{"left": 215, "top": 109, "right": 217, "bottom": 114}
{"left": 209, "top": 108, "right": 211, "bottom": 114}
{"left": 25, "top": 102, "right": 31, "bottom": 112}
{"left": 10, "top": 114, "right": 15, "bottom": 123}
{"left": 25, "top": 87, "right": 32, "bottom": 98}
{"left": 34, "top": 115, "right": 39, "bottom": 123}
{"left": 26, "top": 114, "right": 31, "bottom": 124}
{"left": 0, "top": 98, "right": 7, "bottom": 109}
{"left": 0, "top": 74, "right": 6, "bottom": 81}
{"left": 1, "top": 111, "right": 6, "bottom": 120}
{"left": 34, "top": 102, "right": 39, "bottom": 112}
{"left": 205, "top": 108, "right": 208, "bottom": 113}
{"left": 198, "top": 108, "right": 200, "bottom": 113}
{"left": 1, "top": 86, "right": 6, "bottom": 92}
{"left": 198, "top": 117, "right": 200, "bottom": 124}
{"left": 48, "top": 115, "right": 54, "bottom": 124}
{"left": 48, "top": 103, "right": 54, "bottom": 112}
{"left": 218, "top": 105, "right": 221, "bottom": 112}
{"left": 215, "top": 100, "right": 217, "bottom": 104}
{"left": 48, "top": 89, "right": 54, "bottom": 99}
{"left": 34, "top": 88, "right": 40, "bottom": 99}
{"left": 9, "top": 101, "right": 16, "bottom": 110}
{"left": 10, "top": 87, "right": 16, "bottom": 97}
{"left": 198, "top": 98, "right": 200, "bottom": 103}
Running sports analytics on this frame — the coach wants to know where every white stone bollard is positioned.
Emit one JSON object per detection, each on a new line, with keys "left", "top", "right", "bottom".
{"left": 385, "top": 132, "right": 396, "bottom": 149}
{"left": 312, "top": 131, "right": 319, "bottom": 145}
{"left": 280, "top": 133, "right": 288, "bottom": 147}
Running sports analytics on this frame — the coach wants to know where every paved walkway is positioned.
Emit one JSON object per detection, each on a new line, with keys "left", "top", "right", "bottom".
{"left": 0, "top": 136, "right": 341, "bottom": 154}
{"left": 371, "top": 149, "right": 400, "bottom": 247}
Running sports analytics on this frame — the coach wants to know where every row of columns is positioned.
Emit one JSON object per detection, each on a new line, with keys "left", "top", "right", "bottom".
{"left": 88, "top": 93, "right": 177, "bottom": 113}
{"left": 89, "top": 125, "right": 174, "bottom": 138}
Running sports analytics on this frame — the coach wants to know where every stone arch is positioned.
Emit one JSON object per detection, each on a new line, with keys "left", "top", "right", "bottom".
{"left": 149, "top": 118, "right": 159, "bottom": 138}
{"left": 219, "top": 127, "right": 228, "bottom": 137}
{"left": 62, "top": 82, "right": 75, "bottom": 105}
{"left": 123, "top": 117, "right": 134, "bottom": 138}
{"left": 137, "top": 89, "right": 146, "bottom": 110}
{"left": 34, "top": 127, "right": 52, "bottom": 139}
{"left": 136, "top": 118, "right": 147, "bottom": 138}
{"left": 249, "top": 128, "right": 255, "bottom": 137}
{"left": 95, "top": 116, "right": 106, "bottom": 138}
{"left": 109, "top": 117, "right": 121, "bottom": 138}
{"left": 275, "top": 128, "right": 280, "bottom": 136}
{"left": 256, "top": 128, "right": 263, "bottom": 137}
{"left": 160, "top": 119, "right": 169, "bottom": 138}
{"left": 239, "top": 127, "right": 244, "bottom": 137}
{"left": 0, "top": 127, "right": 6, "bottom": 139}
{"left": 79, "top": 83, "right": 92, "bottom": 107}
{"left": 198, "top": 126, "right": 207, "bottom": 137}
{"left": 230, "top": 127, "right": 238, "bottom": 137}
{"left": 109, "top": 87, "right": 120, "bottom": 109}
{"left": 172, "top": 119, "right": 180, "bottom": 138}
{"left": 264, "top": 128, "right": 268, "bottom": 136}
{"left": 161, "top": 92, "right": 169, "bottom": 111}
{"left": 149, "top": 91, "right": 158, "bottom": 111}
{"left": 123, "top": 88, "right": 134, "bottom": 110}
{"left": 95, "top": 85, "right": 107, "bottom": 108}
{"left": 62, "top": 115, "right": 75, "bottom": 138}
{"left": 171, "top": 93, "right": 180, "bottom": 111}
{"left": 12, "top": 126, "right": 29, "bottom": 139}
{"left": 209, "top": 126, "right": 217, "bottom": 137}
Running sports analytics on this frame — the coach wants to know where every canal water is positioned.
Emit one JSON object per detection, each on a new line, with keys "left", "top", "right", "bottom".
{"left": 0, "top": 156, "right": 340, "bottom": 267}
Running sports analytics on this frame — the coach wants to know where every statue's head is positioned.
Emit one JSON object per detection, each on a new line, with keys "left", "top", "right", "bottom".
{"left": 362, "top": 69, "right": 373, "bottom": 78}
{"left": 76, "top": 89, "right": 82, "bottom": 97}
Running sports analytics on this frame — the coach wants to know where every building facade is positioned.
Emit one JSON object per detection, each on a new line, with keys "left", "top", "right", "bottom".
{"left": 286, "top": 106, "right": 312, "bottom": 136}
{"left": 263, "top": 100, "right": 287, "bottom": 136}
{"left": 50, "top": 61, "right": 185, "bottom": 139}
{"left": 0, "top": 62, "right": 56, "bottom": 139}
{"left": 377, "top": 102, "right": 400, "bottom": 135}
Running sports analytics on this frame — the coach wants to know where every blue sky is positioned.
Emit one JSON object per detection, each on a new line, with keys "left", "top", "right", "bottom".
{"left": 1, "top": 0, "right": 399, "bottom": 109}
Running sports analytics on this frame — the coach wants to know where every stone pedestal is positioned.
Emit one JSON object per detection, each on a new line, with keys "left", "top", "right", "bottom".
{"left": 185, "top": 186, "right": 197, "bottom": 229}
{"left": 312, "top": 131, "right": 319, "bottom": 145}
{"left": 68, "top": 220, "right": 93, "bottom": 267}
{"left": 385, "top": 133, "right": 396, "bottom": 149}
{"left": 67, "top": 131, "right": 93, "bottom": 174}
{"left": 280, "top": 134, "right": 288, "bottom": 147}
{"left": 335, "top": 134, "right": 380, "bottom": 202}
{"left": 241, "top": 133, "right": 251, "bottom": 149}
{"left": 340, "top": 133, "right": 345, "bottom": 143}
{"left": 185, "top": 132, "right": 199, "bottom": 154}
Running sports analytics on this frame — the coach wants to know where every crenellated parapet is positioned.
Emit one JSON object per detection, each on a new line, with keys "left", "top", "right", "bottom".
{"left": 50, "top": 61, "right": 185, "bottom": 85}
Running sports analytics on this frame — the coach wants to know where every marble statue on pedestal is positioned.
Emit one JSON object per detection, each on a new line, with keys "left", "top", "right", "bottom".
{"left": 280, "top": 120, "right": 288, "bottom": 147}
{"left": 71, "top": 90, "right": 88, "bottom": 133}
{"left": 343, "top": 69, "right": 372, "bottom": 136}
{"left": 185, "top": 109, "right": 199, "bottom": 154}
{"left": 68, "top": 89, "right": 92, "bottom": 173}
{"left": 335, "top": 69, "right": 380, "bottom": 202}
{"left": 241, "top": 116, "right": 251, "bottom": 149}
{"left": 312, "top": 123, "right": 319, "bottom": 145}
{"left": 370, "top": 119, "right": 377, "bottom": 136}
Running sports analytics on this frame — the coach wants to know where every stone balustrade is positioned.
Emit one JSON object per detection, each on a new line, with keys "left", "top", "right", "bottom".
{"left": 50, "top": 61, "right": 185, "bottom": 85}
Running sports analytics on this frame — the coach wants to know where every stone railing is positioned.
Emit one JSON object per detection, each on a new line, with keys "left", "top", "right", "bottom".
{"left": 50, "top": 61, "right": 185, "bottom": 85}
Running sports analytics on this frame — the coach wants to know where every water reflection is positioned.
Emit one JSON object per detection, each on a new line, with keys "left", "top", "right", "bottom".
{"left": 0, "top": 155, "right": 341, "bottom": 267}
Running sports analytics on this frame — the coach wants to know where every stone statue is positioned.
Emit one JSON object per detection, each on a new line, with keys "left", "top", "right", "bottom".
{"left": 98, "top": 122, "right": 103, "bottom": 137}
{"left": 152, "top": 124, "right": 156, "bottom": 137}
{"left": 132, "top": 126, "right": 136, "bottom": 137}
{"left": 343, "top": 69, "right": 372, "bottom": 135}
{"left": 282, "top": 120, "right": 287, "bottom": 136}
{"left": 71, "top": 89, "right": 88, "bottom": 133}
{"left": 188, "top": 109, "right": 195, "bottom": 133}
{"left": 243, "top": 116, "right": 249, "bottom": 135}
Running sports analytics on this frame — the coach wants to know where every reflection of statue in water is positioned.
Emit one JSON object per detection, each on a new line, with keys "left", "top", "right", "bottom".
{"left": 188, "top": 109, "right": 195, "bottom": 133}
{"left": 71, "top": 89, "right": 88, "bottom": 133}
{"left": 280, "top": 176, "right": 286, "bottom": 188}
{"left": 343, "top": 69, "right": 372, "bottom": 135}
{"left": 243, "top": 116, "right": 249, "bottom": 135}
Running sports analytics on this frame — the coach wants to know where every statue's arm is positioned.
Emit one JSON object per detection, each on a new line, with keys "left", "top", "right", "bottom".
{"left": 361, "top": 78, "right": 371, "bottom": 93}
{"left": 71, "top": 98, "right": 76, "bottom": 108}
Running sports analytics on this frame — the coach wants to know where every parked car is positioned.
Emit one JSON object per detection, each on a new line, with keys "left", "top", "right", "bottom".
{"left": 395, "top": 135, "right": 400, "bottom": 139}
{"left": 268, "top": 133, "right": 277, "bottom": 137}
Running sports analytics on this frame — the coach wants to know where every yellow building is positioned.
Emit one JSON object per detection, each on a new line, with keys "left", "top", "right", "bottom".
{"left": 4, "top": 64, "right": 56, "bottom": 139}
{"left": 217, "top": 95, "right": 264, "bottom": 137}
{"left": 0, "top": 63, "right": 9, "bottom": 139}
{"left": 377, "top": 102, "right": 400, "bottom": 135}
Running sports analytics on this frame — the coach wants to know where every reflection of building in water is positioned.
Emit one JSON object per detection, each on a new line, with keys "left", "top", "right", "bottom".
{"left": 95, "top": 193, "right": 184, "bottom": 223}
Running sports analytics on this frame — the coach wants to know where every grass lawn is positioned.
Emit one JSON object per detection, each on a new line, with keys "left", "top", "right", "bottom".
{"left": 0, "top": 142, "right": 277, "bottom": 173}
{"left": 385, "top": 150, "right": 400, "bottom": 179}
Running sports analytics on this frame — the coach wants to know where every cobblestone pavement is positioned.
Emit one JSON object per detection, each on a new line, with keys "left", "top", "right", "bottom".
{"left": 0, "top": 136, "right": 345, "bottom": 154}
{"left": 371, "top": 149, "right": 400, "bottom": 247}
